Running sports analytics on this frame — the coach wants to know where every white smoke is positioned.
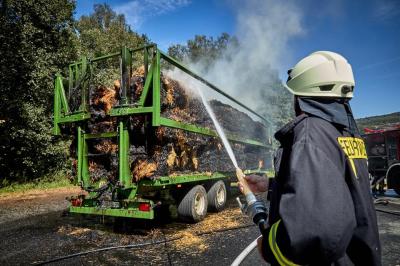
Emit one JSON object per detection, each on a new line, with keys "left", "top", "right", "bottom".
{"left": 167, "top": 0, "right": 303, "bottom": 120}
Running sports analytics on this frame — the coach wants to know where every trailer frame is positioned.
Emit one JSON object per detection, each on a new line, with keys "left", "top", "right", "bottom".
{"left": 54, "top": 44, "right": 272, "bottom": 219}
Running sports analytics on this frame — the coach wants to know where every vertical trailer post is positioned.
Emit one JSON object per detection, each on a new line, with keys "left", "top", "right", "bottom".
{"left": 152, "top": 49, "right": 161, "bottom": 126}
{"left": 77, "top": 127, "right": 83, "bottom": 184}
{"left": 121, "top": 46, "right": 131, "bottom": 105}
{"left": 68, "top": 65, "right": 73, "bottom": 100}
{"left": 79, "top": 57, "right": 88, "bottom": 112}
{"left": 144, "top": 46, "right": 149, "bottom": 78}
{"left": 119, "top": 121, "right": 131, "bottom": 187}
{"left": 77, "top": 127, "right": 89, "bottom": 187}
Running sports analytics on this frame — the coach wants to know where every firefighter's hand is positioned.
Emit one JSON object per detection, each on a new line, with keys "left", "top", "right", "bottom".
{"left": 239, "top": 174, "right": 269, "bottom": 194}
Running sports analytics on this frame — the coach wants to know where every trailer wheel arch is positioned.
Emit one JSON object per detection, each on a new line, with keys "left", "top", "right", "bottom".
{"left": 386, "top": 163, "right": 400, "bottom": 195}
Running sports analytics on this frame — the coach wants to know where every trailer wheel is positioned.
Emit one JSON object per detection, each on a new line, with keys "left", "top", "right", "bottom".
{"left": 178, "top": 185, "right": 208, "bottom": 222}
{"left": 207, "top": 180, "right": 227, "bottom": 212}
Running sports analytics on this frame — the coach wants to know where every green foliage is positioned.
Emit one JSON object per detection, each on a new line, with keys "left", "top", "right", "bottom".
{"left": 75, "top": 4, "right": 148, "bottom": 87}
{"left": 0, "top": 170, "right": 72, "bottom": 194}
{"left": 0, "top": 0, "right": 77, "bottom": 183}
{"left": 76, "top": 4, "right": 148, "bottom": 57}
{"left": 0, "top": 2, "right": 147, "bottom": 185}
{"left": 356, "top": 112, "right": 400, "bottom": 132}
{"left": 168, "top": 33, "right": 238, "bottom": 70}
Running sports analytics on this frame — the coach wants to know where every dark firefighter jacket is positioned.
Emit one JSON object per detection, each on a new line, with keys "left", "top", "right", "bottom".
{"left": 262, "top": 98, "right": 381, "bottom": 266}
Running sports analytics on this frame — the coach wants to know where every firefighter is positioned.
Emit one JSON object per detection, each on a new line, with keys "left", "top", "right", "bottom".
{"left": 245, "top": 51, "right": 381, "bottom": 265}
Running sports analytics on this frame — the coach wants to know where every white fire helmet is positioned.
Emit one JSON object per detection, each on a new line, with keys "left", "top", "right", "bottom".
{"left": 284, "top": 51, "right": 355, "bottom": 98}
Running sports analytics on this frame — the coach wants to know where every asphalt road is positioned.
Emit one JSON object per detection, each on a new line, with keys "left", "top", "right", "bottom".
{"left": 0, "top": 188, "right": 399, "bottom": 265}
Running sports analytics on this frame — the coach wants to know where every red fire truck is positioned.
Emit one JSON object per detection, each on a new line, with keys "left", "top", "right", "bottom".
{"left": 363, "top": 124, "right": 400, "bottom": 195}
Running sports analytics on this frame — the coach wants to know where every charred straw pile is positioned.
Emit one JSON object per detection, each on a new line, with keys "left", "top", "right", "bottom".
{"left": 77, "top": 67, "right": 269, "bottom": 183}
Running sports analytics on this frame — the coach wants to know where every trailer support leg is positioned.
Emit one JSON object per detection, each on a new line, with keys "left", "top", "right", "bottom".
{"left": 77, "top": 127, "right": 89, "bottom": 187}
{"left": 119, "top": 121, "right": 132, "bottom": 188}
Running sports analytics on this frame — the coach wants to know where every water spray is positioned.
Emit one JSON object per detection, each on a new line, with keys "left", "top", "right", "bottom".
{"left": 195, "top": 85, "right": 269, "bottom": 233}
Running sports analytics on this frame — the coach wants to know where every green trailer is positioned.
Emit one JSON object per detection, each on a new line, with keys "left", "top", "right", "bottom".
{"left": 53, "top": 44, "right": 272, "bottom": 222}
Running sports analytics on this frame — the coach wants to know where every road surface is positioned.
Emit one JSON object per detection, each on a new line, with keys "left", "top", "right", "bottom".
{"left": 0, "top": 187, "right": 399, "bottom": 265}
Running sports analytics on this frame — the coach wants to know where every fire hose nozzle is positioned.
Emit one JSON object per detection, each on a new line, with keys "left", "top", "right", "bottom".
{"left": 235, "top": 168, "right": 269, "bottom": 231}
{"left": 236, "top": 168, "right": 257, "bottom": 204}
{"left": 237, "top": 196, "right": 268, "bottom": 228}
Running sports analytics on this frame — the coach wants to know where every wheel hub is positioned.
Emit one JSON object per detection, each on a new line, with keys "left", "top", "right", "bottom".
{"left": 216, "top": 185, "right": 225, "bottom": 205}
{"left": 194, "top": 192, "right": 205, "bottom": 215}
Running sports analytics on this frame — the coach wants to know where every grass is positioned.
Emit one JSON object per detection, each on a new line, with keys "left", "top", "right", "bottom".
{"left": 0, "top": 171, "right": 73, "bottom": 195}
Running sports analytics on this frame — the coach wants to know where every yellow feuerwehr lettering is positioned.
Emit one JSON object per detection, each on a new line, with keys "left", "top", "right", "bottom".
{"left": 337, "top": 137, "right": 367, "bottom": 178}
{"left": 338, "top": 137, "right": 367, "bottom": 159}
{"left": 351, "top": 139, "right": 359, "bottom": 156}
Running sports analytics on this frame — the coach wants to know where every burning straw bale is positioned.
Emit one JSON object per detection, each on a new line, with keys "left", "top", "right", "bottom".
{"left": 132, "top": 160, "right": 158, "bottom": 181}
{"left": 84, "top": 139, "right": 119, "bottom": 183}
{"left": 88, "top": 161, "right": 110, "bottom": 183}
{"left": 88, "top": 84, "right": 119, "bottom": 134}
{"left": 93, "top": 139, "right": 118, "bottom": 154}
{"left": 76, "top": 66, "right": 269, "bottom": 183}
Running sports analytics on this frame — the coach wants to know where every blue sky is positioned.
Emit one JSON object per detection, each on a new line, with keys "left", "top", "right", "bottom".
{"left": 75, "top": 0, "right": 400, "bottom": 118}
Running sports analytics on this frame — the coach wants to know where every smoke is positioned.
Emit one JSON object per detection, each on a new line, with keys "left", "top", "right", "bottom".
{"left": 167, "top": 0, "right": 304, "bottom": 127}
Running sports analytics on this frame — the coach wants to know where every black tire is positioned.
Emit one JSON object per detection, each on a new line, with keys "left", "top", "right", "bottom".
{"left": 207, "top": 180, "right": 227, "bottom": 212}
{"left": 177, "top": 185, "right": 208, "bottom": 222}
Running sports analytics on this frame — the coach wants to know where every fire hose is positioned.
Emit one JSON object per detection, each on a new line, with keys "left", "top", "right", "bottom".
{"left": 231, "top": 238, "right": 259, "bottom": 266}
{"left": 33, "top": 223, "right": 256, "bottom": 265}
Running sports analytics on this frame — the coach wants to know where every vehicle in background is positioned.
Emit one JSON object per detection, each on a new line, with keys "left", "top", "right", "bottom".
{"left": 363, "top": 124, "right": 400, "bottom": 195}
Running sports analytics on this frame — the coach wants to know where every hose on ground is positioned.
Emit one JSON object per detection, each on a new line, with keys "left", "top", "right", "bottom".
{"left": 374, "top": 198, "right": 389, "bottom": 205}
{"left": 34, "top": 237, "right": 180, "bottom": 265}
{"left": 375, "top": 208, "right": 400, "bottom": 216}
{"left": 34, "top": 223, "right": 255, "bottom": 265}
{"left": 374, "top": 198, "right": 400, "bottom": 216}
{"left": 231, "top": 237, "right": 259, "bottom": 266}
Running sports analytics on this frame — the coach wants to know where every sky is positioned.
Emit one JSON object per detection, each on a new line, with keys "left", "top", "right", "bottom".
{"left": 75, "top": 0, "right": 400, "bottom": 118}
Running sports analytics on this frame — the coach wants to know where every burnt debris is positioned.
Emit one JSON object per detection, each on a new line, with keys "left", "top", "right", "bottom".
{"left": 71, "top": 68, "right": 269, "bottom": 183}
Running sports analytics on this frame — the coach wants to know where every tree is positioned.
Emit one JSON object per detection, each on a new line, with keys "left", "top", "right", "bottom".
{"left": 76, "top": 4, "right": 148, "bottom": 58}
{"left": 0, "top": 2, "right": 151, "bottom": 185}
{"left": 75, "top": 4, "right": 149, "bottom": 87}
{"left": 168, "top": 33, "right": 238, "bottom": 71}
{"left": 0, "top": 0, "right": 78, "bottom": 184}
